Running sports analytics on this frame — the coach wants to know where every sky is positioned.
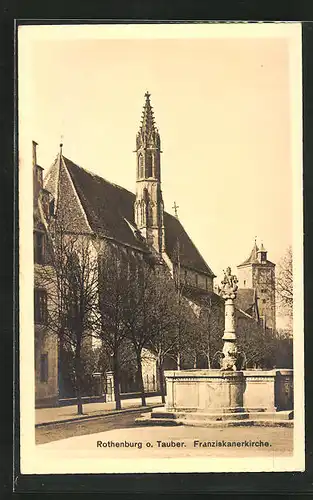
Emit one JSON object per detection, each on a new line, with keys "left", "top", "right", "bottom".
{"left": 18, "top": 24, "right": 302, "bottom": 307}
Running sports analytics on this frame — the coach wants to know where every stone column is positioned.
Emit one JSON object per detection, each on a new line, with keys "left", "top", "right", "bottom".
{"left": 219, "top": 267, "right": 239, "bottom": 371}
{"left": 105, "top": 371, "right": 115, "bottom": 402}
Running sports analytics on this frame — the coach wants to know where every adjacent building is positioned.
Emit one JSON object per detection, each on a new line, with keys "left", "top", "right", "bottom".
{"left": 236, "top": 240, "right": 276, "bottom": 331}
{"left": 33, "top": 141, "right": 59, "bottom": 407}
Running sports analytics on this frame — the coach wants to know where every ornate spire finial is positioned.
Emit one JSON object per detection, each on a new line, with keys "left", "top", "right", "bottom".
{"left": 172, "top": 201, "right": 179, "bottom": 218}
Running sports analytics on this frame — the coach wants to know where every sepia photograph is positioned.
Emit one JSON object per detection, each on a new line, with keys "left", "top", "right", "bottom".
{"left": 18, "top": 22, "right": 304, "bottom": 474}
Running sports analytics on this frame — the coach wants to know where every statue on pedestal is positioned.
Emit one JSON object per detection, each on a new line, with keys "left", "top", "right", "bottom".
{"left": 220, "top": 266, "right": 238, "bottom": 298}
{"left": 218, "top": 267, "right": 241, "bottom": 371}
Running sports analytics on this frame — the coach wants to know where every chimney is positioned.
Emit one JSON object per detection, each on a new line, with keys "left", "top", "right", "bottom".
{"left": 32, "top": 140, "right": 38, "bottom": 168}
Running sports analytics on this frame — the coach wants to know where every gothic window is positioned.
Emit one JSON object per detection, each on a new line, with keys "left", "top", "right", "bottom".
{"left": 34, "top": 289, "right": 48, "bottom": 324}
{"left": 147, "top": 202, "right": 153, "bottom": 225}
{"left": 34, "top": 231, "right": 45, "bottom": 264}
{"left": 138, "top": 154, "right": 144, "bottom": 178}
{"left": 145, "top": 152, "right": 153, "bottom": 178}
{"left": 40, "top": 353, "right": 48, "bottom": 383}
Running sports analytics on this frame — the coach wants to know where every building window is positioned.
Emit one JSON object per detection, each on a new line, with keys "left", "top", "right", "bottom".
{"left": 262, "top": 299, "right": 266, "bottom": 304}
{"left": 195, "top": 274, "right": 198, "bottom": 287}
{"left": 34, "top": 289, "right": 48, "bottom": 324}
{"left": 138, "top": 154, "right": 144, "bottom": 178}
{"left": 244, "top": 280, "right": 246, "bottom": 287}
{"left": 34, "top": 231, "right": 45, "bottom": 264}
{"left": 184, "top": 269, "right": 188, "bottom": 283}
{"left": 40, "top": 353, "right": 48, "bottom": 383}
{"left": 49, "top": 199, "right": 55, "bottom": 216}
{"left": 205, "top": 277, "right": 208, "bottom": 291}
{"left": 145, "top": 152, "right": 153, "bottom": 177}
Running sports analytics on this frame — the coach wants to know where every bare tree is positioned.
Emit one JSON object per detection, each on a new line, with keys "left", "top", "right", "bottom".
{"left": 97, "top": 245, "right": 133, "bottom": 410}
{"left": 193, "top": 295, "right": 223, "bottom": 369}
{"left": 145, "top": 266, "right": 180, "bottom": 403}
{"left": 37, "top": 224, "right": 99, "bottom": 415}
{"left": 123, "top": 255, "right": 162, "bottom": 407}
{"left": 276, "top": 245, "right": 293, "bottom": 321}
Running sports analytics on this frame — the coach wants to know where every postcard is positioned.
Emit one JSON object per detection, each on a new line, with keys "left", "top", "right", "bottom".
{"left": 18, "top": 22, "right": 304, "bottom": 474}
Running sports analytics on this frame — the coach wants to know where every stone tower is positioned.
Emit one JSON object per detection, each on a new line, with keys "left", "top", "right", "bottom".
{"left": 237, "top": 241, "right": 276, "bottom": 331}
{"left": 134, "top": 92, "right": 165, "bottom": 253}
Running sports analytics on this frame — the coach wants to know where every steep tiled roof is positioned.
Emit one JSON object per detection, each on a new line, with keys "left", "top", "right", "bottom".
{"left": 163, "top": 213, "right": 215, "bottom": 276}
{"left": 238, "top": 241, "right": 275, "bottom": 268}
{"left": 64, "top": 157, "right": 148, "bottom": 250}
{"left": 238, "top": 241, "right": 259, "bottom": 267}
{"left": 57, "top": 157, "right": 215, "bottom": 275}
{"left": 234, "top": 288, "right": 256, "bottom": 315}
{"left": 182, "top": 287, "right": 223, "bottom": 307}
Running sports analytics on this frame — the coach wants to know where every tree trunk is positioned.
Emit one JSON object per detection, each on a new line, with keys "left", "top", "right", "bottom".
{"left": 158, "top": 362, "right": 166, "bottom": 404}
{"left": 136, "top": 351, "right": 146, "bottom": 406}
{"left": 193, "top": 353, "right": 197, "bottom": 369}
{"left": 177, "top": 351, "right": 181, "bottom": 370}
{"left": 207, "top": 352, "right": 211, "bottom": 369}
{"left": 112, "top": 350, "right": 122, "bottom": 410}
{"left": 74, "top": 351, "right": 83, "bottom": 415}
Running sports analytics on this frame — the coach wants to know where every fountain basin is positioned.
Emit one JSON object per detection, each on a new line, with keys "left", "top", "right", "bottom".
{"left": 164, "top": 369, "right": 293, "bottom": 414}
{"left": 135, "top": 369, "right": 293, "bottom": 427}
{"left": 165, "top": 369, "right": 245, "bottom": 413}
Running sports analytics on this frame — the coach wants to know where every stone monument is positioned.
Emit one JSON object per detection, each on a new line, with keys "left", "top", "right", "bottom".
{"left": 220, "top": 266, "right": 240, "bottom": 371}
{"left": 136, "top": 267, "right": 293, "bottom": 427}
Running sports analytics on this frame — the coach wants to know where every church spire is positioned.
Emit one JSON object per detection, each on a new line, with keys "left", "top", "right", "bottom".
{"left": 136, "top": 91, "right": 160, "bottom": 152}
{"left": 134, "top": 92, "right": 165, "bottom": 253}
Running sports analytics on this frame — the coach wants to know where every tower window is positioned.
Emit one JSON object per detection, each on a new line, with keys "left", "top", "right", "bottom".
{"left": 243, "top": 280, "right": 246, "bottom": 287}
{"left": 145, "top": 152, "right": 153, "bottom": 177}
{"left": 138, "top": 154, "right": 144, "bottom": 178}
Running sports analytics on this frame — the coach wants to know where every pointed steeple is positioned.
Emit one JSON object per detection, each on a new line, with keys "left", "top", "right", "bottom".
{"left": 134, "top": 92, "right": 165, "bottom": 253}
{"left": 136, "top": 92, "right": 160, "bottom": 151}
{"left": 238, "top": 239, "right": 259, "bottom": 267}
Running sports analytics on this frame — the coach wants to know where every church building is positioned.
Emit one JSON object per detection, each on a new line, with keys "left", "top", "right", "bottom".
{"left": 33, "top": 92, "right": 277, "bottom": 405}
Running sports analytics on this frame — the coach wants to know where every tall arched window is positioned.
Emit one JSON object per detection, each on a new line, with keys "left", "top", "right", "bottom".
{"left": 145, "top": 152, "right": 153, "bottom": 177}
{"left": 138, "top": 154, "right": 144, "bottom": 178}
